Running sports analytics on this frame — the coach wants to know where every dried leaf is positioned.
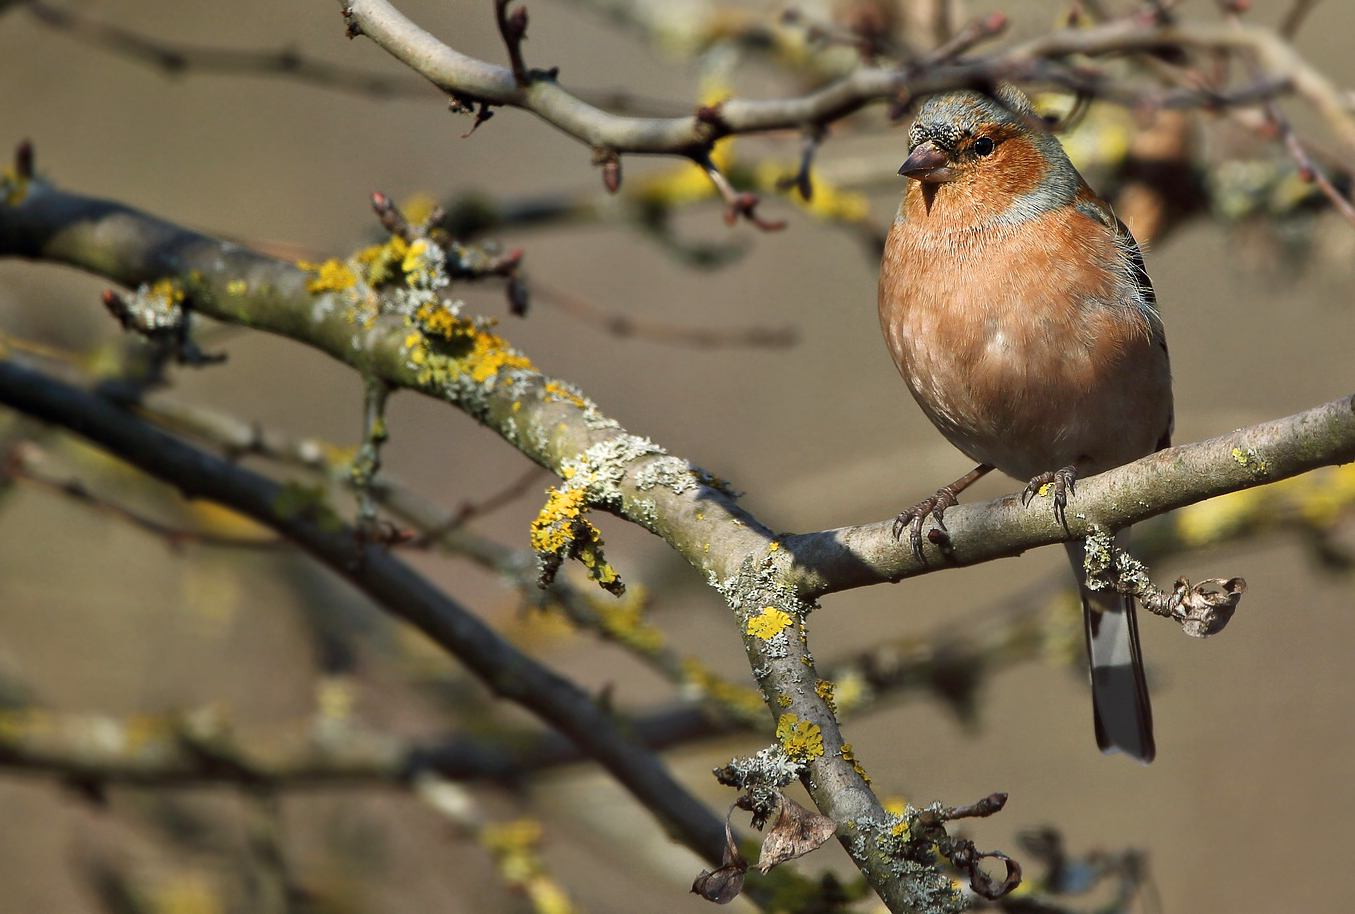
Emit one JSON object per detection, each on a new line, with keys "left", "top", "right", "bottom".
{"left": 692, "top": 805, "right": 748, "bottom": 904}
{"left": 967, "top": 849, "right": 1022, "bottom": 900}
{"left": 756, "top": 789, "right": 837, "bottom": 873}
{"left": 691, "top": 865, "right": 746, "bottom": 904}
{"left": 1173, "top": 576, "right": 1246, "bottom": 637}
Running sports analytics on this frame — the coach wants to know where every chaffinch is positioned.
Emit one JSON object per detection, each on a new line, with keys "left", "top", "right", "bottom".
{"left": 879, "top": 84, "right": 1173, "bottom": 762}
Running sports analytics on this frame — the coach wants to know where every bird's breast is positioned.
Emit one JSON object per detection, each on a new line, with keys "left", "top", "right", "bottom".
{"left": 878, "top": 194, "right": 1170, "bottom": 479}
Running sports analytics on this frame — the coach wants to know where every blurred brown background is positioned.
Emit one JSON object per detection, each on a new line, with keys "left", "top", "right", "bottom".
{"left": 1, "top": 1, "right": 1353, "bottom": 912}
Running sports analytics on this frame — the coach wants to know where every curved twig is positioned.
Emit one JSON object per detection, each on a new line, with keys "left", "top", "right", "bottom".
{"left": 337, "top": 0, "right": 1355, "bottom": 154}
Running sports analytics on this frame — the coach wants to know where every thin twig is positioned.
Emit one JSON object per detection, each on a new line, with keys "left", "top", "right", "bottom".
{"left": 408, "top": 465, "right": 548, "bottom": 546}
{"left": 531, "top": 282, "right": 798, "bottom": 349}
{"left": 493, "top": 0, "right": 530, "bottom": 86}
{"left": 22, "top": 0, "right": 436, "bottom": 98}
{"left": 1280, "top": 0, "right": 1322, "bottom": 39}
{"left": 3, "top": 448, "right": 283, "bottom": 551}
{"left": 1222, "top": 8, "right": 1355, "bottom": 227}
{"left": 337, "top": 1, "right": 1355, "bottom": 153}
{"left": 698, "top": 154, "right": 786, "bottom": 231}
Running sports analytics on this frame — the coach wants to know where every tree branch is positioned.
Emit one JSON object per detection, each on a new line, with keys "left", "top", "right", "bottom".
{"left": 6, "top": 176, "right": 1355, "bottom": 908}
{"left": 336, "top": 0, "right": 1355, "bottom": 155}
{"left": 3, "top": 180, "right": 1353, "bottom": 605}
{"left": 784, "top": 394, "right": 1355, "bottom": 600}
{"left": 0, "top": 354, "right": 729, "bottom": 866}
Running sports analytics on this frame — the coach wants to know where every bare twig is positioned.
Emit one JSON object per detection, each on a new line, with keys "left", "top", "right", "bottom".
{"left": 3, "top": 446, "right": 282, "bottom": 550}
{"left": 698, "top": 154, "right": 786, "bottom": 230}
{"left": 531, "top": 282, "right": 798, "bottom": 348}
{"left": 775, "top": 125, "right": 827, "bottom": 202}
{"left": 1270, "top": 105, "right": 1355, "bottom": 225}
{"left": 1217, "top": 7, "right": 1355, "bottom": 227}
{"left": 1280, "top": 0, "right": 1322, "bottom": 39}
{"left": 408, "top": 465, "right": 548, "bottom": 546}
{"left": 21, "top": 0, "right": 436, "bottom": 98}
{"left": 917, "top": 11, "right": 1010, "bottom": 67}
{"left": 493, "top": 0, "right": 531, "bottom": 87}
{"left": 336, "top": 1, "right": 1355, "bottom": 154}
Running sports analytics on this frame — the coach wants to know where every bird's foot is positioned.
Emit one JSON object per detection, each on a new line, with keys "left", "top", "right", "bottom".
{"left": 1021, "top": 465, "right": 1078, "bottom": 528}
{"left": 893, "top": 485, "right": 961, "bottom": 562}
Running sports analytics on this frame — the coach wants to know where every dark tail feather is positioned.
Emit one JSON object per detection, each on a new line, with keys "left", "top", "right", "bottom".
{"left": 1065, "top": 535, "right": 1155, "bottom": 763}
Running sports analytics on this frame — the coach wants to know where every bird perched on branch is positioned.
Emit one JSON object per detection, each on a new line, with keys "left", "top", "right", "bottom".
{"left": 878, "top": 85, "right": 1173, "bottom": 762}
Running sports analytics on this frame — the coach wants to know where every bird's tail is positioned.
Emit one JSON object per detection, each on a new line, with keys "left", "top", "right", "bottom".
{"left": 1065, "top": 533, "right": 1155, "bottom": 763}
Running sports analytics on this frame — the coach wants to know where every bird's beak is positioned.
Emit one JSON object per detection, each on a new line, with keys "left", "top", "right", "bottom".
{"left": 898, "top": 140, "right": 953, "bottom": 183}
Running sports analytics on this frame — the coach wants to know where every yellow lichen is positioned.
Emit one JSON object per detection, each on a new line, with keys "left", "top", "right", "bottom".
{"left": 1174, "top": 487, "right": 1263, "bottom": 549}
{"left": 747, "top": 606, "right": 793, "bottom": 639}
{"left": 543, "top": 380, "right": 587, "bottom": 409}
{"left": 401, "top": 311, "right": 533, "bottom": 391}
{"left": 840, "top": 742, "right": 869, "bottom": 783}
{"left": 316, "top": 676, "right": 356, "bottom": 722}
{"left": 530, "top": 486, "right": 623, "bottom": 594}
{"left": 302, "top": 258, "right": 359, "bottom": 294}
{"left": 401, "top": 237, "right": 442, "bottom": 287}
{"left": 1295, "top": 464, "right": 1355, "bottom": 527}
{"left": 815, "top": 679, "right": 837, "bottom": 715}
{"left": 0, "top": 709, "right": 49, "bottom": 742}
{"left": 1232, "top": 446, "right": 1267, "bottom": 472}
{"left": 481, "top": 817, "right": 543, "bottom": 857}
{"left": 354, "top": 236, "right": 409, "bottom": 286}
{"left": 413, "top": 300, "right": 474, "bottom": 343}
{"left": 399, "top": 192, "right": 438, "bottom": 226}
{"left": 531, "top": 488, "right": 589, "bottom": 554}
{"left": 147, "top": 278, "right": 186, "bottom": 305}
{"left": 467, "top": 329, "right": 533, "bottom": 382}
{"left": 576, "top": 537, "right": 622, "bottom": 590}
{"left": 479, "top": 819, "right": 580, "bottom": 914}
{"left": 830, "top": 668, "right": 867, "bottom": 716}
{"left": 776, "top": 713, "right": 824, "bottom": 762}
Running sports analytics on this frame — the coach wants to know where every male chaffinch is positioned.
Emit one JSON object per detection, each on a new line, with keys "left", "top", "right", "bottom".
{"left": 878, "top": 84, "right": 1173, "bottom": 762}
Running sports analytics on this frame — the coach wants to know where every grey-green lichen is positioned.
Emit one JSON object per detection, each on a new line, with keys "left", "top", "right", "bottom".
{"left": 633, "top": 454, "right": 707, "bottom": 495}
{"left": 852, "top": 810, "right": 965, "bottom": 913}
{"left": 115, "top": 278, "right": 188, "bottom": 335}
{"left": 561, "top": 434, "right": 667, "bottom": 508}
{"left": 718, "top": 744, "right": 803, "bottom": 789}
{"left": 631, "top": 454, "right": 742, "bottom": 498}
{"left": 1083, "top": 527, "right": 1153, "bottom": 598}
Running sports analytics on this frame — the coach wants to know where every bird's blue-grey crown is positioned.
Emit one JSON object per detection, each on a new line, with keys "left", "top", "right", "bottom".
{"left": 907, "top": 83, "right": 1067, "bottom": 165}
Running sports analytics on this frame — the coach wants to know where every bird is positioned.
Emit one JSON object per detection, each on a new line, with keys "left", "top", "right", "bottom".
{"left": 878, "top": 84, "right": 1173, "bottom": 762}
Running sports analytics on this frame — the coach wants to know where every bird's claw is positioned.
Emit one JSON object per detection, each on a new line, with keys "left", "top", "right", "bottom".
{"left": 1021, "top": 465, "right": 1078, "bottom": 527}
{"left": 893, "top": 486, "right": 959, "bottom": 562}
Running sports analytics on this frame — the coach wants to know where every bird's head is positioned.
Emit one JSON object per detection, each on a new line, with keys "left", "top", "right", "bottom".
{"left": 899, "top": 84, "right": 1077, "bottom": 216}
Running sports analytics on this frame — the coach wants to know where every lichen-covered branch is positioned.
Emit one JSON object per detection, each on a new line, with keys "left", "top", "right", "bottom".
{"left": 0, "top": 355, "right": 729, "bottom": 866}
{"left": 5, "top": 176, "right": 1355, "bottom": 910}
{"left": 784, "top": 395, "right": 1355, "bottom": 600}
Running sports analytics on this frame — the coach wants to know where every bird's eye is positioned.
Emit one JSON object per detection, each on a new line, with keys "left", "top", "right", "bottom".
{"left": 974, "top": 136, "right": 995, "bottom": 157}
